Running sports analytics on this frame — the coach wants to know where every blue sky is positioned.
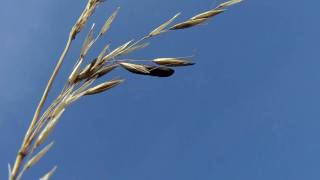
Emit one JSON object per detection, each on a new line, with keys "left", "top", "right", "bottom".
{"left": 1, "top": 0, "right": 320, "bottom": 179}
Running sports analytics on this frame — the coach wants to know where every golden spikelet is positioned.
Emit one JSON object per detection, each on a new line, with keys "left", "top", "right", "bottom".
{"left": 217, "top": 0, "right": 243, "bottom": 9}
{"left": 170, "top": 18, "right": 208, "bottom": 30}
{"left": 190, "top": 9, "right": 225, "bottom": 20}
{"left": 153, "top": 58, "right": 195, "bottom": 67}
{"left": 70, "top": 0, "right": 103, "bottom": 39}
{"left": 91, "top": 44, "right": 111, "bottom": 71}
{"left": 121, "top": 42, "right": 150, "bottom": 55}
{"left": 24, "top": 142, "right": 54, "bottom": 170}
{"left": 119, "top": 62, "right": 150, "bottom": 74}
{"left": 84, "top": 79, "right": 124, "bottom": 95}
{"left": 76, "top": 58, "right": 98, "bottom": 82}
{"left": 68, "top": 61, "right": 83, "bottom": 84}
{"left": 99, "top": 7, "right": 120, "bottom": 37}
{"left": 148, "top": 13, "right": 181, "bottom": 37}
{"left": 80, "top": 24, "right": 95, "bottom": 57}
{"left": 103, "top": 40, "right": 133, "bottom": 62}
{"left": 35, "top": 109, "right": 65, "bottom": 148}
{"left": 39, "top": 166, "right": 57, "bottom": 180}
{"left": 95, "top": 64, "right": 119, "bottom": 78}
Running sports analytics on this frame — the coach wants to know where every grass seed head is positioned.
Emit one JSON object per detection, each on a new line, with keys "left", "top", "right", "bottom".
{"left": 10, "top": 0, "right": 243, "bottom": 178}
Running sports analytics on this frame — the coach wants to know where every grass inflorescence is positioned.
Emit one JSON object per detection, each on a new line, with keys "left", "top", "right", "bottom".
{"left": 9, "top": 0, "right": 242, "bottom": 179}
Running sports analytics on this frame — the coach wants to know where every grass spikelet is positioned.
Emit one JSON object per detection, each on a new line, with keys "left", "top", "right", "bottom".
{"left": 35, "top": 109, "right": 65, "bottom": 148}
{"left": 39, "top": 166, "right": 57, "bottom": 180}
{"left": 217, "top": 0, "right": 242, "bottom": 9}
{"left": 95, "top": 64, "right": 119, "bottom": 78}
{"left": 76, "top": 58, "right": 98, "bottom": 82}
{"left": 66, "top": 78, "right": 97, "bottom": 105}
{"left": 98, "top": 44, "right": 110, "bottom": 62}
{"left": 24, "top": 142, "right": 54, "bottom": 170}
{"left": 148, "top": 13, "right": 181, "bottom": 37}
{"left": 51, "top": 102, "right": 66, "bottom": 119}
{"left": 70, "top": 0, "right": 103, "bottom": 39}
{"left": 99, "top": 7, "right": 120, "bottom": 37}
{"left": 191, "top": 9, "right": 225, "bottom": 20}
{"left": 103, "top": 40, "right": 133, "bottom": 61}
{"left": 78, "top": 63, "right": 93, "bottom": 78}
{"left": 80, "top": 24, "right": 95, "bottom": 57}
{"left": 119, "top": 62, "right": 150, "bottom": 74}
{"left": 84, "top": 79, "right": 124, "bottom": 95}
{"left": 153, "top": 58, "right": 195, "bottom": 67}
{"left": 68, "top": 61, "right": 83, "bottom": 84}
{"left": 170, "top": 18, "right": 208, "bottom": 30}
{"left": 121, "top": 42, "right": 150, "bottom": 55}
{"left": 91, "top": 44, "right": 111, "bottom": 71}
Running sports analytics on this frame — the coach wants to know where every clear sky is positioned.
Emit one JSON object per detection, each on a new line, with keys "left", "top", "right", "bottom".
{"left": 1, "top": 0, "right": 319, "bottom": 179}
